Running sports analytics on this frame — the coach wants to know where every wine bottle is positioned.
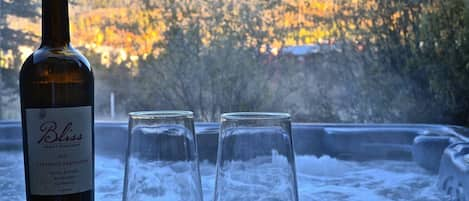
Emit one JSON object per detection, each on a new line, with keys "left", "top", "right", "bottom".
{"left": 19, "top": 0, "right": 94, "bottom": 200}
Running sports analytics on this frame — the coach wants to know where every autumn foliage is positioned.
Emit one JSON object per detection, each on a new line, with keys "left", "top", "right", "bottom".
{"left": 1, "top": 0, "right": 469, "bottom": 124}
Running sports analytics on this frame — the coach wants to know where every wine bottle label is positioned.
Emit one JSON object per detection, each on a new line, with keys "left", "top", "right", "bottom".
{"left": 25, "top": 106, "right": 93, "bottom": 195}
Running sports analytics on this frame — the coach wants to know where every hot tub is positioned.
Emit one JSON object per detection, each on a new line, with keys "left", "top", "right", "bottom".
{"left": 1, "top": 121, "right": 467, "bottom": 201}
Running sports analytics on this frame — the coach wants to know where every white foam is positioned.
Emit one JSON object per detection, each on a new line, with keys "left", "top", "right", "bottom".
{"left": 0, "top": 152, "right": 26, "bottom": 200}
{"left": 214, "top": 152, "right": 297, "bottom": 201}
{"left": 295, "top": 156, "right": 450, "bottom": 201}
{"left": 123, "top": 158, "right": 202, "bottom": 201}
{"left": 0, "top": 152, "right": 450, "bottom": 201}
{"left": 296, "top": 155, "right": 351, "bottom": 177}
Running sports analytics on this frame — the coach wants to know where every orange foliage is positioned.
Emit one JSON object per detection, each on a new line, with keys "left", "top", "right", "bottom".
{"left": 71, "top": 8, "right": 165, "bottom": 56}
{"left": 8, "top": 0, "right": 415, "bottom": 67}
{"left": 278, "top": 0, "right": 337, "bottom": 45}
{"left": 69, "top": 0, "right": 339, "bottom": 55}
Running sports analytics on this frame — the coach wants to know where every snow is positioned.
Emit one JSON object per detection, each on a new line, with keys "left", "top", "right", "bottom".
{"left": 0, "top": 152, "right": 449, "bottom": 201}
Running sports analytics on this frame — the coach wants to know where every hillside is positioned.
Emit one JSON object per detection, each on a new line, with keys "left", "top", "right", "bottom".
{"left": 1, "top": 0, "right": 469, "bottom": 124}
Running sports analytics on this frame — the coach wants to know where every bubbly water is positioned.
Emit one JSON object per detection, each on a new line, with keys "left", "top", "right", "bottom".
{"left": 124, "top": 159, "right": 202, "bottom": 201}
{"left": 0, "top": 153, "right": 449, "bottom": 201}
{"left": 214, "top": 152, "right": 297, "bottom": 201}
{"left": 214, "top": 127, "right": 297, "bottom": 201}
{"left": 124, "top": 125, "right": 202, "bottom": 201}
{"left": 0, "top": 151, "right": 25, "bottom": 201}
{"left": 295, "top": 155, "right": 450, "bottom": 201}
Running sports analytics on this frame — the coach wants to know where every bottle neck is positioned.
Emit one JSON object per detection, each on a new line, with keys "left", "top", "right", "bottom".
{"left": 40, "top": 0, "right": 71, "bottom": 48}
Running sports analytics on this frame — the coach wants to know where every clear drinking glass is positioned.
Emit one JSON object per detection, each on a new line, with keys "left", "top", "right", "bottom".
{"left": 214, "top": 112, "right": 299, "bottom": 201}
{"left": 123, "top": 111, "right": 203, "bottom": 201}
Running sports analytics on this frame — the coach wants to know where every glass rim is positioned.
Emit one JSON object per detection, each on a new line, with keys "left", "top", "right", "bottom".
{"left": 221, "top": 112, "right": 291, "bottom": 121}
{"left": 128, "top": 110, "right": 193, "bottom": 119}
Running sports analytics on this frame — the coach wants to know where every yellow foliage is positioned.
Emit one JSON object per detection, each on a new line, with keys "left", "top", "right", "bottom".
{"left": 70, "top": 8, "right": 166, "bottom": 58}
{"left": 6, "top": 0, "right": 423, "bottom": 68}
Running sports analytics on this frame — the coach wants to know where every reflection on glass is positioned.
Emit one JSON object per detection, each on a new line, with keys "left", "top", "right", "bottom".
{"left": 123, "top": 111, "right": 203, "bottom": 201}
{"left": 214, "top": 112, "right": 298, "bottom": 201}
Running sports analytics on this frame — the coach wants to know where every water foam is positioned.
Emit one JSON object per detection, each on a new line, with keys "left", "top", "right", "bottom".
{"left": 0, "top": 152, "right": 449, "bottom": 201}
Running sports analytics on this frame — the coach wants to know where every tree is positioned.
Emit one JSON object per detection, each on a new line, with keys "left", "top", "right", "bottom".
{"left": 417, "top": 0, "right": 469, "bottom": 124}
{"left": 0, "top": 0, "right": 39, "bottom": 51}
{"left": 0, "top": 0, "right": 40, "bottom": 119}
{"left": 121, "top": 0, "right": 292, "bottom": 121}
{"left": 328, "top": 0, "right": 469, "bottom": 124}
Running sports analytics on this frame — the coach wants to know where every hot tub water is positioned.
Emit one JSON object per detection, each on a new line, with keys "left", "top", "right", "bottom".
{"left": 0, "top": 151, "right": 449, "bottom": 201}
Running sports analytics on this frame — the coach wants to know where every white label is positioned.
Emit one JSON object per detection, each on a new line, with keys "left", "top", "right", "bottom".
{"left": 25, "top": 106, "right": 93, "bottom": 195}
